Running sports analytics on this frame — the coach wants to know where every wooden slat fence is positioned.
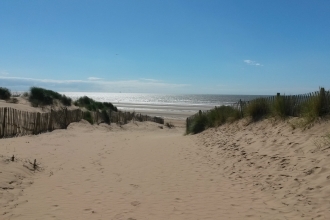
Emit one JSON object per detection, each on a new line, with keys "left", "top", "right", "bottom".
{"left": 0, "top": 107, "right": 164, "bottom": 138}
{"left": 186, "top": 88, "right": 330, "bottom": 129}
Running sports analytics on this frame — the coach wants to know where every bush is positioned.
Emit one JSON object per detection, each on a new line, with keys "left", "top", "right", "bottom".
{"left": 245, "top": 98, "right": 270, "bottom": 121}
{"left": 74, "top": 96, "right": 117, "bottom": 112}
{"left": 207, "top": 105, "right": 241, "bottom": 127}
{"left": 83, "top": 111, "right": 93, "bottom": 124}
{"left": 101, "top": 109, "right": 110, "bottom": 124}
{"left": 0, "top": 87, "right": 11, "bottom": 100}
{"left": 61, "top": 95, "right": 72, "bottom": 106}
{"left": 29, "top": 87, "right": 72, "bottom": 107}
{"left": 186, "top": 106, "right": 241, "bottom": 134}
{"left": 187, "top": 114, "right": 208, "bottom": 134}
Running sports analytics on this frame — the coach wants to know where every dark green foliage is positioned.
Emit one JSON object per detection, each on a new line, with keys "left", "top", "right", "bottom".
{"left": 207, "top": 106, "right": 241, "bottom": 127}
{"left": 245, "top": 98, "right": 270, "bottom": 121}
{"left": 187, "top": 114, "right": 208, "bottom": 134}
{"left": 74, "top": 96, "right": 117, "bottom": 112}
{"left": 186, "top": 105, "right": 241, "bottom": 134}
{"left": 83, "top": 111, "right": 93, "bottom": 124}
{"left": 60, "top": 95, "right": 72, "bottom": 106}
{"left": 0, "top": 87, "right": 11, "bottom": 100}
{"left": 101, "top": 109, "right": 110, "bottom": 124}
{"left": 29, "top": 87, "right": 71, "bottom": 106}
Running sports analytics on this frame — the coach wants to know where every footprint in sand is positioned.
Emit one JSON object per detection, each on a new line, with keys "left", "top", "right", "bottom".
{"left": 130, "top": 201, "right": 141, "bottom": 207}
{"left": 130, "top": 184, "right": 140, "bottom": 189}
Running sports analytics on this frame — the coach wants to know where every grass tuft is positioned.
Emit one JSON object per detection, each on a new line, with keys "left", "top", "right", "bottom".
{"left": 74, "top": 96, "right": 117, "bottom": 112}
{"left": 245, "top": 98, "right": 270, "bottom": 121}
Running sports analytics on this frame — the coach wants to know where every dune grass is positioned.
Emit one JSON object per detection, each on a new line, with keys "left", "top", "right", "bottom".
{"left": 186, "top": 87, "right": 330, "bottom": 134}
{"left": 29, "top": 87, "right": 72, "bottom": 107}
{"left": 244, "top": 98, "right": 270, "bottom": 121}
{"left": 73, "top": 96, "right": 117, "bottom": 112}
{"left": 186, "top": 106, "right": 241, "bottom": 134}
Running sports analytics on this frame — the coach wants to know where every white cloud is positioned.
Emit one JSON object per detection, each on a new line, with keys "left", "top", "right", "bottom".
{"left": 87, "top": 77, "right": 102, "bottom": 81}
{"left": 244, "top": 60, "right": 263, "bottom": 66}
{"left": 0, "top": 71, "right": 9, "bottom": 75}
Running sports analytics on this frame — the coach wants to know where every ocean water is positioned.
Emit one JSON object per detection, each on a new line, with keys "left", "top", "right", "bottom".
{"left": 63, "top": 92, "right": 264, "bottom": 119}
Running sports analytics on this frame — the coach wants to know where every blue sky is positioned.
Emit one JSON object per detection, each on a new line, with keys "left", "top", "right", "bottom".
{"left": 0, "top": 0, "right": 329, "bottom": 95}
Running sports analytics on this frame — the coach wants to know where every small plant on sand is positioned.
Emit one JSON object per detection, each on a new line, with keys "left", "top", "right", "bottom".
{"left": 0, "top": 87, "right": 11, "bottom": 100}
{"left": 165, "top": 122, "right": 174, "bottom": 128}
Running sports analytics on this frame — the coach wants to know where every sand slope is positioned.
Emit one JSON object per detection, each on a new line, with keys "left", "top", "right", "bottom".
{"left": 0, "top": 119, "right": 307, "bottom": 220}
{"left": 196, "top": 118, "right": 330, "bottom": 219}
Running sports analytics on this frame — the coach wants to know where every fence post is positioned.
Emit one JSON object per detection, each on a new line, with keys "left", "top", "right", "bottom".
{"left": 1, "top": 107, "right": 7, "bottom": 137}
{"left": 64, "top": 108, "right": 68, "bottom": 128}
{"left": 239, "top": 99, "right": 243, "bottom": 118}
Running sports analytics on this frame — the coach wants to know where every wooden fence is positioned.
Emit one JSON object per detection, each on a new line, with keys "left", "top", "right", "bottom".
{"left": 0, "top": 108, "right": 164, "bottom": 138}
{"left": 186, "top": 88, "right": 330, "bottom": 128}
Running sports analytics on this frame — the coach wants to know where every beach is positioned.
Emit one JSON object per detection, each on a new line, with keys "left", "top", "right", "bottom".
{"left": 1, "top": 99, "right": 330, "bottom": 219}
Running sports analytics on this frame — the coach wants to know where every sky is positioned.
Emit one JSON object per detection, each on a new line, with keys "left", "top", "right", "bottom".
{"left": 0, "top": 0, "right": 330, "bottom": 95}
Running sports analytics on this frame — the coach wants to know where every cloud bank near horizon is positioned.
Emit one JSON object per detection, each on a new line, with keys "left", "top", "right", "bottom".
{"left": 0, "top": 76, "right": 189, "bottom": 93}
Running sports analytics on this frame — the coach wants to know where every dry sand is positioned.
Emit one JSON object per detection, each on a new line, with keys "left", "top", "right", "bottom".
{"left": 1, "top": 100, "right": 330, "bottom": 219}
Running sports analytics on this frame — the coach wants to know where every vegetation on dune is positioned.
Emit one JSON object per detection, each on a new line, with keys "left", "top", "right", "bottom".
{"left": 186, "top": 87, "right": 330, "bottom": 135}
{"left": 83, "top": 111, "right": 94, "bottom": 124}
{"left": 29, "top": 87, "right": 72, "bottom": 107}
{"left": 186, "top": 106, "right": 242, "bottom": 134}
{"left": 73, "top": 96, "right": 118, "bottom": 112}
{"left": 0, "top": 87, "right": 11, "bottom": 100}
{"left": 165, "top": 122, "right": 175, "bottom": 128}
{"left": 245, "top": 98, "right": 270, "bottom": 121}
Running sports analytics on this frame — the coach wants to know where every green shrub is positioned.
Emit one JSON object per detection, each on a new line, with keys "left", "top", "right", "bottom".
{"left": 29, "top": 87, "right": 73, "bottom": 107}
{"left": 61, "top": 95, "right": 72, "bottom": 106}
{"left": 207, "top": 105, "right": 241, "bottom": 126}
{"left": 101, "top": 109, "right": 110, "bottom": 124}
{"left": 74, "top": 96, "right": 117, "bottom": 112}
{"left": 187, "top": 114, "right": 208, "bottom": 134}
{"left": 245, "top": 98, "right": 270, "bottom": 121}
{"left": 83, "top": 111, "right": 93, "bottom": 124}
{"left": 186, "top": 106, "right": 241, "bottom": 134}
{"left": 29, "top": 87, "right": 55, "bottom": 106}
{"left": 0, "top": 87, "right": 11, "bottom": 100}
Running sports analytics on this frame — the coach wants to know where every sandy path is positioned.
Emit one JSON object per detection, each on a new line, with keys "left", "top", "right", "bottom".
{"left": 1, "top": 121, "right": 293, "bottom": 219}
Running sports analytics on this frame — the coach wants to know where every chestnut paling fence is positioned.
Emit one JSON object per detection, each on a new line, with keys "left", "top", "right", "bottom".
{"left": 186, "top": 88, "right": 330, "bottom": 128}
{"left": 0, "top": 108, "right": 164, "bottom": 138}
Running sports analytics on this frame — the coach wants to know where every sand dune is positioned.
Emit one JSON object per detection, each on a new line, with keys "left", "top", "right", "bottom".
{"left": 1, "top": 117, "right": 330, "bottom": 219}
{"left": 196, "top": 118, "right": 330, "bottom": 219}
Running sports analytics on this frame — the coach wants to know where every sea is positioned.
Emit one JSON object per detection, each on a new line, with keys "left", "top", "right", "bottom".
{"left": 63, "top": 92, "right": 265, "bottom": 119}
